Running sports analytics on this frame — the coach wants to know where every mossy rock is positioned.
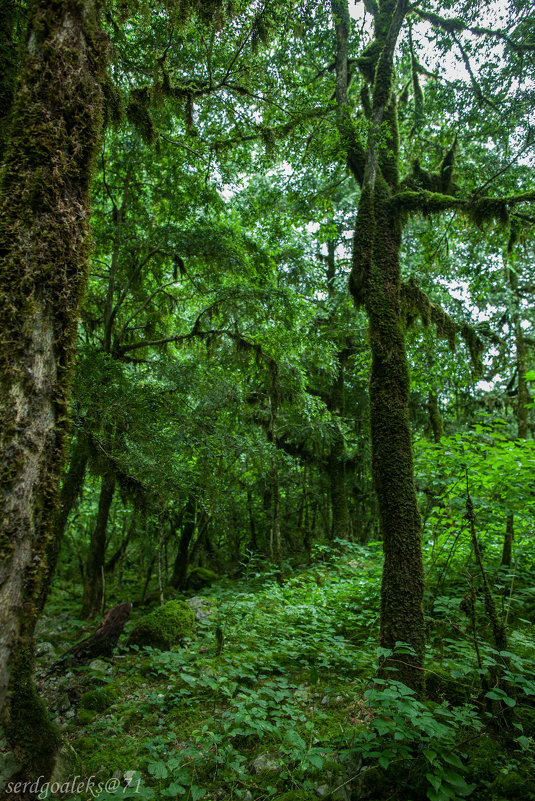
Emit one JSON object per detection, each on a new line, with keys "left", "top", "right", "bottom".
{"left": 127, "top": 600, "right": 196, "bottom": 650}
{"left": 80, "top": 684, "right": 119, "bottom": 712}
{"left": 275, "top": 791, "right": 316, "bottom": 801}
{"left": 187, "top": 566, "right": 219, "bottom": 590}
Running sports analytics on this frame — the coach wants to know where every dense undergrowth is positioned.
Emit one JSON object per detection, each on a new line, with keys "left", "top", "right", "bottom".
{"left": 18, "top": 540, "right": 535, "bottom": 801}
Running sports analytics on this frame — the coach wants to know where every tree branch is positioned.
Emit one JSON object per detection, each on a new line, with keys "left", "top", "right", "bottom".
{"left": 331, "top": 0, "right": 366, "bottom": 185}
{"left": 412, "top": 8, "right": 535, "bottom": 53}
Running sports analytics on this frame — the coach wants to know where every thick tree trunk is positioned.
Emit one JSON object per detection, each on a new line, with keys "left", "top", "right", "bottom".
{"left": 82, "top": 469, "right": 116, "bottom": 618}
{"left": 0, "top": 0, "right": 106, "bottom": 776}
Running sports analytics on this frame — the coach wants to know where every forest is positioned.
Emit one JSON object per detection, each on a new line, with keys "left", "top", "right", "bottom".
{"left": 0, "top": 0, "right": 534, "bottom": 799}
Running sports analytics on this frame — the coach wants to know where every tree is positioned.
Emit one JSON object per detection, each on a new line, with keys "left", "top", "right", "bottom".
{"left": 0, "top": 0, "right": 107, "bottom": 775}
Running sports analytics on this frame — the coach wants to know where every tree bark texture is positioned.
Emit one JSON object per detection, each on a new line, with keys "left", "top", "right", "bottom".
{"left": 332, "top": 0, "right": 425, "bottom": 690}
{"left": 0, "top": 0, "right": 106, "bottom": 773}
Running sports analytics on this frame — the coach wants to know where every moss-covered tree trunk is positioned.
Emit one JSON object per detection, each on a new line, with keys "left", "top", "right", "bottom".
{"left": 82, "top": 469, "right": 116, "bottom": 618}
{"left": 0, "top": 0, "right": 106, "bottom": 775}
{"left": 363, "top": 184, "right": 425, "bottom": 688}
{"left": 332, "top": 0, "right": 425, "bottom": 691}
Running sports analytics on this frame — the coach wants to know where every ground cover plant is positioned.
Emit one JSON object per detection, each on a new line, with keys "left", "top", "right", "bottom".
{"left": 9, "top": 532, "right": 534, "bottom": 801}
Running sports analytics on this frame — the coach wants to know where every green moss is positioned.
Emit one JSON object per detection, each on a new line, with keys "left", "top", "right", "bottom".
{"left": 187, "top": 566, "right": 219, "bottom": 590}
{"left": 274, "top": 792, "right": 316, "bottom": 801}
{"left": 118, "top": 706, "right": 144, "bottom": 733}
{"left": 77, "top": 708, "right": 97, "bottom": 725}
{"left": 127, "top": 600, "right": 196, "bottom": 650}
{"left": 80, "top": 684, "right": 119, "bottom": 712}
{"left": 166, "top": 706, "right": 205, "bottom": 733}
{"left": 468, "top": 196, "right": 509, "bottom": 227}
{"left": 72, "top": 734, "right": 144, "bottom": 778}
{"left": 6, "top": 644, "right": 62, "bottom": 779}
{"left": 72, "top": 736, "right": 99, "bottom": 756}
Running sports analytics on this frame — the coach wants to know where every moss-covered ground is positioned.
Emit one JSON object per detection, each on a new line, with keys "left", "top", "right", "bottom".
{"left": 23, "top": 541, "right": 535, "bottom": 800}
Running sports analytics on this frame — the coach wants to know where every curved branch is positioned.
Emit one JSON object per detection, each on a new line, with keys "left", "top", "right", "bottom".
{"left": 412, "top": 7, "right": 535, "bottom": 53}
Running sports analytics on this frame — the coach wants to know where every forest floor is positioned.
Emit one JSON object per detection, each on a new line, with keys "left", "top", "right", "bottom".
{"left": 22, "top": 542, "right": 535, "bottom": 800}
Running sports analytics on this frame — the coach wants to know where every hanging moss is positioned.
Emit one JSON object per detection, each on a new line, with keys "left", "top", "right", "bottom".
{"left": 460, "top": 323, "right": 483, "bottom": 373}
{"left": 468, "top": 195, "right": 509, "bottom": 227}
{"left": 126, "top": 86, "right": 155, "bottom": 144}
{"left": 400, "top": 279, "right": 482, "bottom": 371}
{"left": 102, "top": 74, "right": 124, "bottom": 128}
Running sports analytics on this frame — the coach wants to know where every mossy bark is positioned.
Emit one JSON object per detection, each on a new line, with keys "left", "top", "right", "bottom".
{"left": 363, "top": 181, "right": 425, "bottom": 689}
{"left": 0, "top": 0, "right": 20, "bottom": 160}
{"left": 82, "top": 469, "right": 116, "bottom": 618}
{"left": 332, "top": 0, "right": 424, "bottom": 691}
{"left": 0, "top": 0, "right": 106, "bottom": 775}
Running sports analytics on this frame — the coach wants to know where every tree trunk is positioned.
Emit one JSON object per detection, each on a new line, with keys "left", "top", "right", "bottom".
{"left": 171, "top": 499, "right": 197, "bottom": 590}
{"left": 329, "top": 357, "right": 349, "bottom": 540}
{"left": 82, "top": 470, "right": 116, "bottom": 618}
{"left": 427, "top": 391, "right": 444, "bottom": 443}
{"left": 501, "top": 513, "right": 514, "bottom": 568}
{"left": 38, "top": 433, "right": 88, "bottom": 612}
{"left": 0, "top": 0, "right": 106, "bottom": 776}
{"left": 364, "top": 185, "right": 425, "bottom": 689}
{"left": 329, "top": 427, "right": 349, "bottom": 540}
{"left": 331, "top": 0, "right": 424, "bottom": 691}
